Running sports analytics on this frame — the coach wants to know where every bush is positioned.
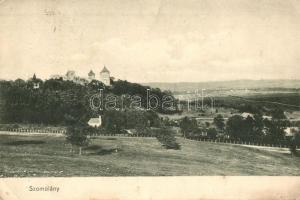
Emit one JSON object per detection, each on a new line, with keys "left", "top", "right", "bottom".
{"left": 65, "top": 126, "right": 90, "bottom": 155}
{"left": 289, "top": 131, "right": 300, "bottom": 156}
{"left": 156, "top": 127, "right": 181, "bottom": 150}
{"left": 207, "top": 128, "right": 217, "bottom": 139}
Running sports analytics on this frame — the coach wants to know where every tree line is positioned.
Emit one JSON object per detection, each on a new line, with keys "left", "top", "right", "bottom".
{"left": 0, "top": 77, "right": 178, "bottom": 125}
{"left": 179, "top": 109, "right": 300, "bottom": 148}
{"left": 225, "top": 110, "right": 300, "bottom": 156}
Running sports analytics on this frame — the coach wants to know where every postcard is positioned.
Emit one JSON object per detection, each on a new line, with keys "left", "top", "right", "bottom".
{"left": 0, "top": 0, "right": 300, "bottom": 199}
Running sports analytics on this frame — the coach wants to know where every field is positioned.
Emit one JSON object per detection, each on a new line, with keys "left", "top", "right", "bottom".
{"left": 1, "top": 134, "right": 300, "bottom": 176}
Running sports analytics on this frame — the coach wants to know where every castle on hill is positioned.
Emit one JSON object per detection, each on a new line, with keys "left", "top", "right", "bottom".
{"left": 50, "top": 66, "right": 112, "bottom": 86}
{"left": 88, "top": 66, "right": 111, "bottom": 86}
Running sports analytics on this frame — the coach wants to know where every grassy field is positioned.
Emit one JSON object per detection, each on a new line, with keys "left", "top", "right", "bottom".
{"left": 0, "top": 134, "right": 300, "bottom": 176}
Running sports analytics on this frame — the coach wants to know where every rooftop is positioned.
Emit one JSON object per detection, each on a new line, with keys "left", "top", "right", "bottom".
{"left": 88, "top": 118, "right": 101, "bottom": 124}
{"left": 88, "top": 70, "right": 95, "bottom": 76}
{"left": 100, "top": 66, "right": 110, "bottom": 73}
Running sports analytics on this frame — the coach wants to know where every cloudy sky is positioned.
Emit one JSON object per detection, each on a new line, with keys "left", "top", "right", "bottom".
{"left": 0, "top": 0, "right": 299, "bottom": 82}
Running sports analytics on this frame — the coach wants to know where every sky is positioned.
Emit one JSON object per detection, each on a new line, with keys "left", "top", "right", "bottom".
{"left": 0, "top": 0, "right": 299, "bottom": 82}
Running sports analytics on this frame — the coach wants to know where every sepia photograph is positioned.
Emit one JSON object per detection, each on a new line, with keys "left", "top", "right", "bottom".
{"left": 0, "top": 0, "right": 300, "bottom": 199}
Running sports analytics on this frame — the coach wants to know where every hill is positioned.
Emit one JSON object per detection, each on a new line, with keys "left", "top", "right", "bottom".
{"left": 1, "top": 134, "right": 299, "bottom": 176}
{"left": 0, "top": 78, "right": 178, "bottom": 125}
{"left": 142, "top": 79, "right": 300, "bottom": 93}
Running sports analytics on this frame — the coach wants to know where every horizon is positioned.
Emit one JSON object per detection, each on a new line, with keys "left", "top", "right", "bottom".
{"left": 1, "top": 75, "right": 300, "bottom": 84}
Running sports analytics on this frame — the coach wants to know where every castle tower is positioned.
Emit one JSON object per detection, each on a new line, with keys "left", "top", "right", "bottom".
{"left": 88, "top": 70, "right": 95, "bottom": 81}
{"left": 100, "top": 66, "right": 110, "bottom": 86}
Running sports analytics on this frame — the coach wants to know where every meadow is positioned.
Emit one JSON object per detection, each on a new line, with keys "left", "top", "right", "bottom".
{"left": 0, "top": 134, "right": 300, "bottom": 177}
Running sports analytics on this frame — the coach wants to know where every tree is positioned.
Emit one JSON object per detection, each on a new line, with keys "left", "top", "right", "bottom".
{"left": 270, "top": 108, "right": 286, "bottom": 120}
{"left": 103, "top": 110, "right": 126, "bottom": 133}
{"left": 289, "top": 130, "right": 300, "bottom": 156}
{"left": 205, "top": 122, "right": 210, "bottom": 128}
{"left": 1, "top": 78, "right": 91, "bottom": 125}
{"left": 66, "top": 126, "right": 90, "bottom": 155}
{"left": 110, "top": 80, "right": 179, "bottom": 113}
{"left": 191, "top": 128, "right": 204, "bottom": 138}
{"left": 0, "top": 78, "right": 179, "bottom": 125}
{"left": 253, "top": 114, "right": 264, "bottom": 140}
{"left": 162, "top": 116, "right": 171, "bottom": 126}
{"left": 207, "top": 128, "right": 217, "bottom": 139}
{"left": 226, "top": 115, "right": 244, "bottom": 140}
{"left": 144, "top": 110, "right": 161, "bottom": 127}
{"left": 87, "top": 80, "right": 106, "bottom": 91}
{"left": 264, "top": 109, "right": 289, "bottom": 143}
{"left": 156, "top": 127, "right": 180, "bottom": 150}
{"left": 179, "top": 117, "right": 198, "bottom": 138}
{"left": 242, "top": 116, "right": 255, "bottom": 141}
{"left": 213, "top": 114, "right": 225, "bottom": 132}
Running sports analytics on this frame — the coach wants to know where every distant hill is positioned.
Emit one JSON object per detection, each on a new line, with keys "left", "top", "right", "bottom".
{"left": 142, "top": 80, "right": 300, "bottom": 92}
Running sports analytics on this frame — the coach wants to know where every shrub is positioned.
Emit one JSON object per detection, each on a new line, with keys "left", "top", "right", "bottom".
{"left": 65, "top": 126, "right": 90, "bottom": 155}
{"left": 156, "top": 127, "right": 180, "bottom": 150}
{"left": 289, "top": 131, "right": 300, "bottom": 156}
{"left": 207, "top": 128, "right": 217, "bottom": 139}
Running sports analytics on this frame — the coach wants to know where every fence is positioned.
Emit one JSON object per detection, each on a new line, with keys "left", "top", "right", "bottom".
{"left": 88, "top": 133, "right": 156, "bottom": 138}
{"left": 1, "top": 128, "right": 298, "bottom": 149}
{"left": 186, "top": 136, "right": 299, "bottom": 149}
{"left": 0, "top": 128, "right": 155, "bottom": 137}
{"left": 0, "top": 128, "right": 66, "bottom": 134}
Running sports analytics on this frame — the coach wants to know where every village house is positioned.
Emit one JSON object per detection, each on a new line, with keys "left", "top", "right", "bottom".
{"left": 241, "top": 112, "right": 254, "bottom": 118}
{"left": 88, "top": 116, "right": 102, "bottom": 127}
{"left": 284, "top": 127, "right": 299, "bottom": 137}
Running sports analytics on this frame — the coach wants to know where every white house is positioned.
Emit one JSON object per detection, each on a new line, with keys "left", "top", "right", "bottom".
{"left": 241, "top": 112, "right": 254, "bottom": 118}
{"left": 88, "top": 116, "right": 102, "bottom": 127}
{"left": 262, "top": 115, "right": 272, "bottom": 120}
{"left": 284, "top": 127, "right": 299, "bottom": 137}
